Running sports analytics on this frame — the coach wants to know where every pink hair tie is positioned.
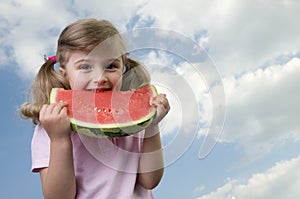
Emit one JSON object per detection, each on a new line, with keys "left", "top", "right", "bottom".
{"left": 44, "top": 55, "right": 57, "bottom": 63}
{"left": 125, "top": 52, "right": 129, "bottom": 61}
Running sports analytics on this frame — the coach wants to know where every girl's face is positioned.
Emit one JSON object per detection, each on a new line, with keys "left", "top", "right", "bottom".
{"left": 61, "top": 51, "right": 124, "bottom": 91}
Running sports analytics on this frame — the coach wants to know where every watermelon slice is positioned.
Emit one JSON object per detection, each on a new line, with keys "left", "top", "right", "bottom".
{"left": 50, "top": 85, "right": 157, "bottom": 138}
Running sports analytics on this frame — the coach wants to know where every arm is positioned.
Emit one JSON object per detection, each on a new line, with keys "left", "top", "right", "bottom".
{"left": 137, "top": 124, "right": 164, "bottom": 189}
{"left": 137, "top": 94, "right": 170, "bottom": 189}
{"left": 39, "top": 102, "right": 76, "bottom": 199}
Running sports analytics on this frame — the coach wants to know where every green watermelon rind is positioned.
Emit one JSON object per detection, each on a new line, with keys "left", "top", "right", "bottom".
{"left": 71, "top": 117, "right": 153, "bottom": 138}
{"left": 50, "top": 85, "right": 157, "bottom": 138}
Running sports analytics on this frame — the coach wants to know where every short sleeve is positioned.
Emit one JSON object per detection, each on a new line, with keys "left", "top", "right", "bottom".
{"left": 31, "top": 124, "right": 50, "bottom": 172}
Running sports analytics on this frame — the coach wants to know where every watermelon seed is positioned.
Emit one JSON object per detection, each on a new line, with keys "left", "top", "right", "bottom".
{"left": 84, "top": 104, "right": 91, "bottom": 110}
{"left": 121, "top": 108, "right": 127, "bottom": 114}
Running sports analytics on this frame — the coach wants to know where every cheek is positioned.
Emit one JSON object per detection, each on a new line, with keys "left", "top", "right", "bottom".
{"left": 111, "top": 73, "right": 123, "bottom": 90}
{"left": 68, "top": 73, "right": 88, "bottom": 90}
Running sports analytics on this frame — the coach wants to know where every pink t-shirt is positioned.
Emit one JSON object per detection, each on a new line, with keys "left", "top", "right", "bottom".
{"left": 31, "top": 125, "right": 154, "bottom": 199}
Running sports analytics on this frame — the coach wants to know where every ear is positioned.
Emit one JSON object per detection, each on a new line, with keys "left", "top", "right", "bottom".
{"left": 58, "top": 67, "right": 71, "bottom": 89}
{"left": 59, "top": 67, "right": 66, "bottom": 76}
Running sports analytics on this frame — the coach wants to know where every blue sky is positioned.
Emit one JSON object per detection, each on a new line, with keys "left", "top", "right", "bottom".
{"left": 1, "top": 0, "right": 300, "bottom": 199}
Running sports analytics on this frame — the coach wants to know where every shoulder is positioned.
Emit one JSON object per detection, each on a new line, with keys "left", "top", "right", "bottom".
{"left": 32, "top": 124, "right": 49, "bottom": 143}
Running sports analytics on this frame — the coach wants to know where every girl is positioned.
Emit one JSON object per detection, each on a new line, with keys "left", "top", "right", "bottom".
{"left": 21, "top": 18, "right": 170, "bottom": 199}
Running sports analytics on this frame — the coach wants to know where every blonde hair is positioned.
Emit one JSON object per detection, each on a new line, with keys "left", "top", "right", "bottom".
{"left": 20, "top": 18, "right": 150, "bottom": 124}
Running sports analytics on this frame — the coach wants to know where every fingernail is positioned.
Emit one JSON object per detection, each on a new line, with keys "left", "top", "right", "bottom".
{"left": 149, "top": 97, "right": 153, "bottom": 105}
{"left": 59, "top": 100, "right": 67, "bottom": 105}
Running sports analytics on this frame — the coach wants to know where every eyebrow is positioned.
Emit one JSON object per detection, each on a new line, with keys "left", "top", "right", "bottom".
{"left": 74, "top": 57, "right": 121, "bottom": 64}
{"left": 74, "top": 58, "right": 91, "bottom": 64}
{"left": 106, "top": 58, "right": 121, "bottom": 63}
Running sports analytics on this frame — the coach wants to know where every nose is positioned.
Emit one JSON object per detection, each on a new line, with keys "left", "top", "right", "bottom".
{"left": 93, "top": 68, "right": 108, "bottom": 86}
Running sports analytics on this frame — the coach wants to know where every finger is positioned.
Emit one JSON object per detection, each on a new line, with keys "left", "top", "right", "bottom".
{"left": 52, "top": 101, "right": 68, "bottom": 114}
{"left": 163, "top": 97, "right": 170, "bottom": 111}
{"left": 39, "top": 104, "right": 56, "bottom": 122}
{"left": 154, "top": 94, "right": 166, "bottom": 101}
{"left": 39, "top": 104, "right": 48, "bottom": 119}
{"left": 152, "top": 95, "right": 169, "bottom": 109}
{"left": 40, "top": 104, "right": 47, "bottom": 114}
{"left": 150, "top": 94, "right": 165, "bottom": 105}
{"left": 40, "top": 104, "right": 57, "bottom": 115}
{"left": 59, "top": 106, "right": 69, "bottom": 117}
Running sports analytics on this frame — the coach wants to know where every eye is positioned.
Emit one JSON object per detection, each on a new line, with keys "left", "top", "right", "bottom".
{"left": 79, "top": 64, "right": 92, "bottom": 70}
{"left": 105, "top": 63, "right": 118, "bottom": 71}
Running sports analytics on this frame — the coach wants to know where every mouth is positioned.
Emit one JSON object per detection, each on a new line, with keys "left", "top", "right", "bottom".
{"left": 87, "top": 88, "right": 111, "bottom": 92}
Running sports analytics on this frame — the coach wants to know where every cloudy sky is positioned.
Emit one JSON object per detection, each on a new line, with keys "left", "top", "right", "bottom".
{"left": 1, "top": 0, "right": 300, "bottom": 198}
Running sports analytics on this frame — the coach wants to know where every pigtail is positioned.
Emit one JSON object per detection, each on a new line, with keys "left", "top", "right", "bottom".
{"left": 20, "top": 60, "right": 69, "bottom": 124}
{"left": 121, "top": 57, "right": 151, "bottom": 90}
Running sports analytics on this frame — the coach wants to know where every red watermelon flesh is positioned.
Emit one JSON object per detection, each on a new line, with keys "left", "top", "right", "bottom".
{"left": 50, "top": 85, "right": 157, "bottom": 138}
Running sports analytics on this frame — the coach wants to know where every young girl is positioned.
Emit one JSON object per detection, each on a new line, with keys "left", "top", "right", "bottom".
{"left": 21, "top": 18, "right": 170, "bottom": 199}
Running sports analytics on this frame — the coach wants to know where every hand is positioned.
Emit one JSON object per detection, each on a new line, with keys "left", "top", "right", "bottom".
{"left": 150, "top": 94, "right": 170, "bottom": 125}
{"left": 39, "top": 101, "right": 72, "bottom": 141}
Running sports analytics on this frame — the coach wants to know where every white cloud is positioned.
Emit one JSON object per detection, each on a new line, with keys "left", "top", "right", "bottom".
{"left": 193, "top": 185, "right": 205, "bottom": 197}
{"left": 221, "top": 57, "right": 300, "bottom": 165}
{"left": 134, "top": 0, "right": 300, "bottom": 75}
{"left": 2, "top": 0, "right": 300, "bottom": 79}
{"left": 196, "top": 155, "right": 300, "bottom": 199}
{"left": 0, "top": 0, "right": 74, "bottom": 78}
{"left": 0, "top": 0, "right": 145, "bottom": 78}
{"left": 71, "top": 0, "right": 146, "bottom": 30}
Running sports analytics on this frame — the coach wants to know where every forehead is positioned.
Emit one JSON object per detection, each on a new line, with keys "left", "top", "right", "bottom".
{"left": 89, "top": 38, "right": 125, "bottom": 59}
{"left": 67, "top": 51, "right": 122, "bottom": 65}
{"left": 67, "top": 51, "right": 88, "bottom": 63}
